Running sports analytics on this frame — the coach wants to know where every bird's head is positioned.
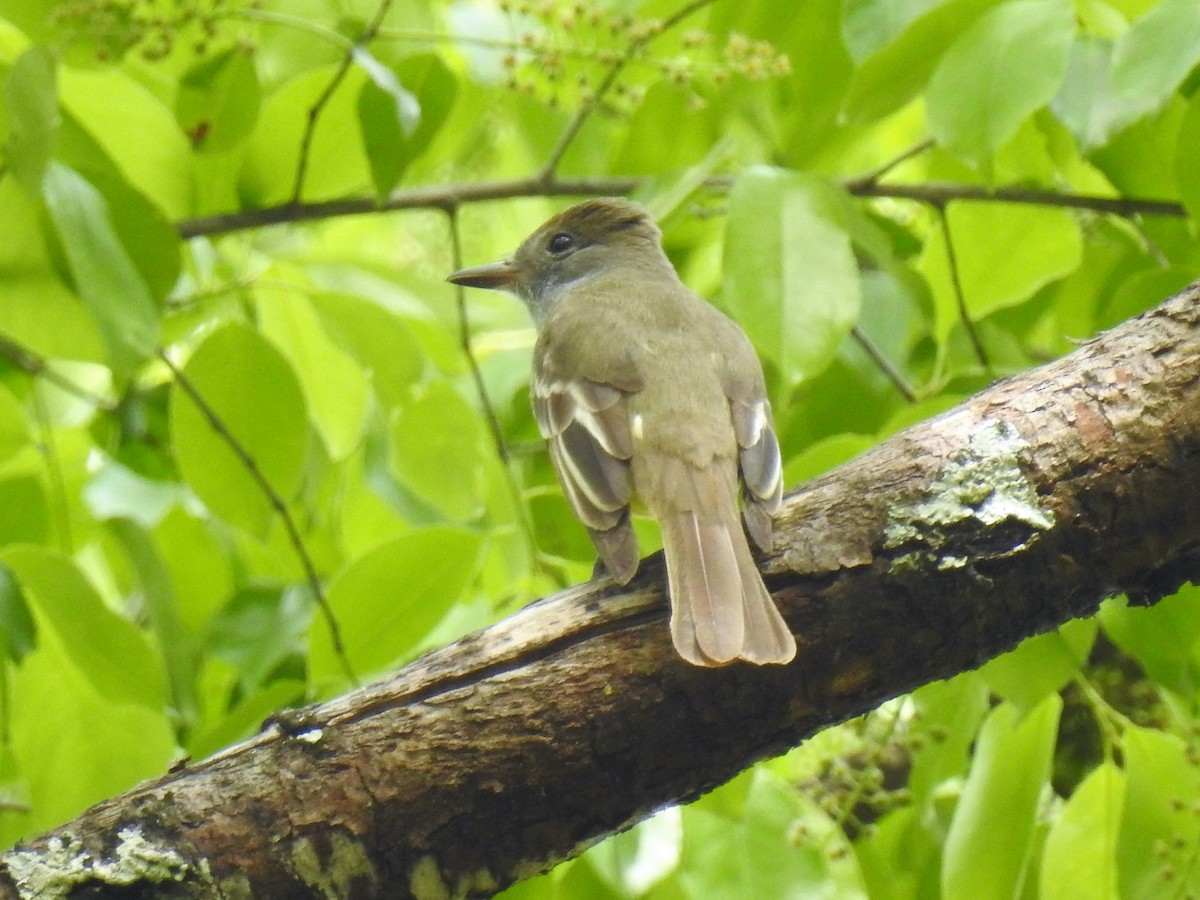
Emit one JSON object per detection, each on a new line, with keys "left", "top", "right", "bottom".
{"left": 447, "top": 198, "right": 666, "bottom": 322}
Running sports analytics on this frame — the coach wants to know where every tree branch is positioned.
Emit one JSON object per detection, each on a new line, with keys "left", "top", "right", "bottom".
{"left": 176, "top": 176, "right": 1187, "bottom": 240}
{"left": 5, "top": 285, "right": 1199, "bottom": 899}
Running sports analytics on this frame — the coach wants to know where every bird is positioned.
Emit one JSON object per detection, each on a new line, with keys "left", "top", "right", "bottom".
{"left": 448, "top": 198, "right": 795, "bottom": 667}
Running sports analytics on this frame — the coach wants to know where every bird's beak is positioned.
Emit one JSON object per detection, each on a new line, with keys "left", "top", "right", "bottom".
{"left": 447, "top": 260, "right": 521, "bottom": 291}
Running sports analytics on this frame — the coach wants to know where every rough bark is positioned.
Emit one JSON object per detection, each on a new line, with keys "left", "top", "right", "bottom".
{"left": 3, "top": 285, "right": 1199, "bottom": 899}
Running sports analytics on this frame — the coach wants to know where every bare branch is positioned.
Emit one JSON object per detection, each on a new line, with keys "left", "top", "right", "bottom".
{"left": 176, "top": 177, "right": 1186, "bottom": 241}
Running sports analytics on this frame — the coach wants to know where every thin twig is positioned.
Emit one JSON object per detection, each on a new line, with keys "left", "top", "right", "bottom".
{"left": 844, "top": 138, "right": 936, "bottom": 190}
{"left": 444, "top": 206, "right": 543, "bottom": 579}
{"left": 850, "top": 181, "right": 1186, "bottom": 218}
{"left": 850, "top": 326, "right": 917, "bottom": 403}
{"left": 176, "top": 177, "right": 1186, "bottom": 240}
{"left": 159, "top": 351, "right": 358, "bottom": 687}
{"left": 937, "top": 206, "right": 990, "bottom": 375}
{"left": 538, "top": 0, "right": 719, "bottom": 180}
{"left": 0, "top": 331, "right": 117, "bottom": 411}
{"left": 289, "top": 0, "right": 399, "bottom": 203}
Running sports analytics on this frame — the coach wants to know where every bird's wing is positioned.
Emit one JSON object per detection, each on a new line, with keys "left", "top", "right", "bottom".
{"left": 714, "top": 317, "right": 783, "bottom": 551}
{"left": 533, "top": 339, "right": 643, "bottom": 582}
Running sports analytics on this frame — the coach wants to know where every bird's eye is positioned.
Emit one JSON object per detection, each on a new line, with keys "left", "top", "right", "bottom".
{"left": 547, "top": 233, "right": 575, "bottom": 255}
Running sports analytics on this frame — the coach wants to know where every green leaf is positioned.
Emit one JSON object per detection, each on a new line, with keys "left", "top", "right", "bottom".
{"left": 942, "top": 695, "right": 1061, "bottom": 900}
{"left": 0, "top": 179, "right": 105, "bottom": 362}
{"left": 206, "top": 585, "right": 308, "bottom": 695}
{"left": 6, "top": 633, "right": 175, "bottom": 842}
{"left": 152, "top": 507, "right": 234, "bottom": 638}
{"left": 169, "top": 323, "right": 310, "bottom": 535}
{"left": 783, "top": 433, "right": 875, "bottom": 485}
{"left": 309, "top": 527, "right": 484, "bottom": 687}
{"left": 0, "top": 383, "right": 30, "bottom": 466}
{"left": 0, "top": 474, "right": 48, "bottom": 545}
{"left": 240, "top": 64, "right": 371, "bottom": 204}
{"left": 724, "top": 167, "right": 862, "bottom": 387}
{"left": 350, "top": 46, "right": 420, "bottom": 136}
{"left": 1051, "top": 37, "right": 1152, "bottom": 151}
{"left": 1117, "top": 727, "right": 1200, "bottom": 899}
{"left": 741, "top": 769, "right": 868, "bottom": 898}
{"left": 980, "top": 620, "right": 1095, "bottom": 711}
{"left": 257, "top": 286, "right": 370, "bottom": 461}
{"left": 1111, "top": 0, "right": 1200, "bottom": 120}
{"left": 841, "top": 0, "right": 949, "bottom": 62}
{"left": 1176, "top": 90, "right": 1200, "bottom": 224}
{"left": 920, "top": 202, "right": 1083, "bottom": 345}
{"left": 3, "top": 45, "right": 57, "bottom": 192}
{"left": 41, "top": 163, "right": 161, "bottom": 378}
{"left": 0, "top": 545, "right": 168, "bottom": 709}
{"left": 908, "top": 673, "right": 990, "bottom": 805}
{"left": 107, "top": 518, "right": 200, "bottom": 726}
{"left": 86, "top": 169, "right": 182, "bottom": 306}
{"left": 186, "top": 676, "right": 306, "bottom": 762}
{"left": 390, "top": 380, "right": 488, "bottom": 521}
{"left": 1040, "top": 762, "right": 1123, "bottom": 900}
{"left": 841, "top": 0, "right": 1004, "bottom": 125}
{"left": 58, "top": 66, "right": 191, "bottom": 218}
{"left": 0, "top": 564, "right": 36, "bottom": 662}
{"left": 309, "top": 292, "right": 426, "bottom": 408}
{"left": 926, "top": 0, "right": 1075, "bottom": 169}
{"left": 358, "top": 53, "right": 456, "bottom": 200}
{"left": 585, "top": 807, "right": 681, "bottom": 895}
{"left": 1099, "top": 587, "right": 1200, "bottom": 696}
{"left": 175, "top": 45, "right": 261, "bottom": 153}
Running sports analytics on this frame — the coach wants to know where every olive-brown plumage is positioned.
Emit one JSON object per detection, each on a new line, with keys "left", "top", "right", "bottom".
{"left": 448, "top": 198, "right": 795, "bottom": 666}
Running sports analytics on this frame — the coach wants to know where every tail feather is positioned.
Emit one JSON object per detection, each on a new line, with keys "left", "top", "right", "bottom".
{"left": 662, "top": 510, "right": 796, "bottom": 667}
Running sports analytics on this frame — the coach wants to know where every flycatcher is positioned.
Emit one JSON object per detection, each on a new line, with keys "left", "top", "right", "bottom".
{"left": 448, "top": 198, "right": 795, "bottom": 666}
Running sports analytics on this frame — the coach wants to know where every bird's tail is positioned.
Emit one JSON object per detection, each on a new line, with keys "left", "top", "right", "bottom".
{"left": 660, "top": 507, "right": 796, "bottom": 667}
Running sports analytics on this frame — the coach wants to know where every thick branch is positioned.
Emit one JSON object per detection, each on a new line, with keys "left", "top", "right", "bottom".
{"left": 4, "top": 286, "right": 1200, "bottom": 899}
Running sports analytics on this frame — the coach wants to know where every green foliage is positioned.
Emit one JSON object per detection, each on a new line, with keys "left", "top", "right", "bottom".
{"left": 0, "top": 0, "right": 1199, "bottom": 895}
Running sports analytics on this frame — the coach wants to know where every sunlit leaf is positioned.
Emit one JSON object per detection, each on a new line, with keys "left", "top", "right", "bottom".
{"left": 926, "top": 0, "right": 1075, "bottom": 169}
{"left": 41, "top": 163, "right": 161, "bottom": 378}
{"left": 257, "top": 285, "right": 370, "bottom": 461}
{"left": 358, "top": 53, "right": 456, "bottom": 199}
{"left": 170, "top": 323, "right": 309, "bottom": 535}
{"left": 175, "top": 45, "right": 261, "bottom": 153}
{"left": 1111, "top": 0, "right": 1200, "bottom": 120}
{"left": 309, "top": 527, "right": 484, "bottom": 687}
{"left": 3, "top": 45, "right": 57, "bottom": 192}
{"left": 1, "top": 545, "right": 168, "bottom": 709}
{"left": 920, "top": 202, "right": 1083, "bottom": 345}
{"left": 841, "top": 0, "right": 1004, "bottom": 125}
{"left": 942, "top": 696, "right": 1061, "bottom": 900}
{"left": 1117, "top": 727, "right": 1200, "bottom": 898}
{"left": 724, "top": 166, "right": 862, "bottom": 388}
{"left": 1040, "top": 762, "right": 1124, "bottom": 900}
{"left": 5, "top": 634, "right": 174, "bottom": 843}
{"left": 390, "top": 380, "right": 488, "bottom": 522}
